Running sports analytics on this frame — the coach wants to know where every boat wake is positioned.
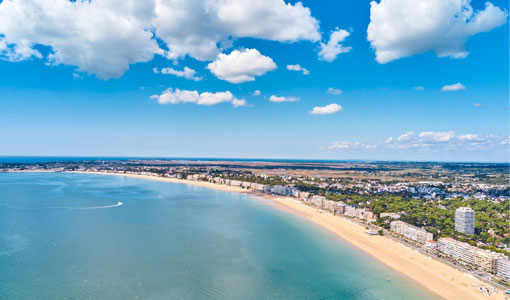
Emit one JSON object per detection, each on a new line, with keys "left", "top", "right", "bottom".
{"left": 0, "top": 201, "right": 123, "bottom": 210}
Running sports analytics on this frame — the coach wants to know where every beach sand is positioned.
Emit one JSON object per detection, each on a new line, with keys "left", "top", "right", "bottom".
{"left": 70, "top": 171, "right": 498, "bottom": 300}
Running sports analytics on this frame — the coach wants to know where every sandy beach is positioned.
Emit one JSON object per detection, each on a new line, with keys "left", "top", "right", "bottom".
{"left": 64, "top": 171, "right": 500, "bottom": 300}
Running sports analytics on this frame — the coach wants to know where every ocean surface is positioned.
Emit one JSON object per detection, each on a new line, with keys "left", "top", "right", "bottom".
{"left": 0, "top": 173, "right": 439, "bottom": 300}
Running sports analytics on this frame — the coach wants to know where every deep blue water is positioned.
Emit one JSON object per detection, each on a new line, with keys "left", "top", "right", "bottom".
{"left": 0, "top": 172, "right": 439, "bottom": 299}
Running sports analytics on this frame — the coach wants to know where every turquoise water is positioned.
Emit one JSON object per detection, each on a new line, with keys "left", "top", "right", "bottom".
{"left": 0, "top": 173, "right": 439, "bottom": 300}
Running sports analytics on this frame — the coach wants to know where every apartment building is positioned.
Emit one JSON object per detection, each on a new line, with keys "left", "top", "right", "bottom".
{"left": 455, "top": 207, "right": 475, "bottom": 235}
{"left": 390, "top": 221, "right": 433, "bottom": 245}
{"left": 437, "top": 237, "right": 504, "bottom": 273}
{"left": 495, "top": 257, "right": 510, "bottom": 279}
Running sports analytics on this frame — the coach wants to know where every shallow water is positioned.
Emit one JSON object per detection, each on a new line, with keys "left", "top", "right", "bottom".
{"left": 0, "top": 173, "right": 439, "bottom": 299}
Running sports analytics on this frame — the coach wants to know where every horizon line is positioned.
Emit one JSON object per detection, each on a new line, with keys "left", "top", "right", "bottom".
{"left": 0, "top": 155, "right": 508, "bottom": 164}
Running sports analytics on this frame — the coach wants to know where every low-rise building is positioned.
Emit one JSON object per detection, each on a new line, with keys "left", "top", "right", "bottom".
{"left": 271, "top": 185, "right": 291, "bottom": 196}
{"left": 253, "top": 183, "right": 266, "bottom": 192}
{"left": 323, "top": 200, "right": 335, "bottom": 212}
{"left": 495, "top": 257, "right": 510, "bottom": 279}
{"left": 332, "top": 201, "right": 345, "bottom": 215}
{"left": 438, "top": 237, "right": 476, "bottom": 265}
{"left": 241, "top": 181, "right": 251, "bottom": 188}
{"left": 311, "top": 195, "right": 326, "bottom": 208}
{"left": 390, "top": 221, "right": 433, "bottom": 245}
{"left": 380, "top": 212, "right": 401, "bottom": 219}
{"left": 474, "top": 250, "right": 503, "bottom": 273}
{"left": 425, "top": 240, "right": 437, "bottom": 249}
{"left": 437, "top": 237, "right": 504, "bottom": 273}
{"left": 299, "top": 191, "right": 311, "bottom": 201}
{"left": 344, "top": 205, "right": 357, "bottom": 217}
{"left": 229, "top": 180, "right": 242, "bottom": 187}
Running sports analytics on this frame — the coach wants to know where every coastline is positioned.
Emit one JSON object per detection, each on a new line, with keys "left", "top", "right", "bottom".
{"left": 16, "top": 171, "right": 498, "bottom": 300}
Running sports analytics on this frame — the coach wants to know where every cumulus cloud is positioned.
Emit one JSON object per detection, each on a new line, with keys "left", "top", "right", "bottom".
{"left": 328, "top": 131, "right": 508, "bottom": 152}
{"left": 154, "top": 66, "right": 202, "bottom": 81}
{"left": 310, "top": 103, "right": 342, "bottom": 115}
{"left": 0, "top": 0, "right": 162, "bottom": 79}
{"left": 269, "top": 95, "right": 300, "bottom": 102}
{"left": 441, "top": 83, "right": 466, "bottom": 92}
{"left": 150, "top": 88, "right": 245, "bottom": 107}
{"left": 0, "top": 0, "right": 319, "bottom": 79}
{"left": 327, "top": 87, "right": 343, "bottom": 95}
{"left": 207, "top": 49, "right": 277, "bottom": 83}
{"left": 397, "top": 131, "right": 415, "bottom": 142}
{"left": 212, "top": 0, "right": 320, "bottom": 42}
{"left": 252, "top": 90, "right": 261, "bottom": 96}
{"left": 418, "top": 131, "right": 455, "bottom": 142}
{"left": 328, "top": 141, "right": 364, "bottom": 150}
{"left": 286, "top": 64, "right": 309, "bottom": 75}
{"left": 367, "top": 0, "right": 508, "bottom": 64}
{"left": 153, "top": 0, "right": 320, "bottom": 61}
{"left": 414, "top": 86, "right": 425, "bottom": 91}
{"left": 474, "top": 102, "right": 482, "bottom": 108}
{"left": 231, "top": 98, "right": 247, "bottom": 107}
{"left": 318, "top": 28, "right": 352, "bottom": 62}
{"left": 457, "top": 134, "right": 480, "bottom": 141}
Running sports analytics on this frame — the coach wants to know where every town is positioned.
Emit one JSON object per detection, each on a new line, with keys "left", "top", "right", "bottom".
{"left": 2, "top": 158, "right": 509, "bottom": 288}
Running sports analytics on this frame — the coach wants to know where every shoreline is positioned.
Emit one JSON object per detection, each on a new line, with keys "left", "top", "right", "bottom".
{"left": 10, "top": 171, "right": 499, "bottom": 300}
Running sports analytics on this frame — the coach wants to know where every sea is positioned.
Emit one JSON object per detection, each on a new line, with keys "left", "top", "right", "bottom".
{"left": 0, "top": 172, "right": 439, "bottom": 299}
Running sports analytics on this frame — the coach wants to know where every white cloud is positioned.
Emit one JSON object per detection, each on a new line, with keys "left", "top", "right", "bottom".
{"left": 418, "top": 131, "right": 455, "bottom": 142}
{"left": 151, "top": 89, "right": 199, "bottom": 105}
{"left": 150, "top": 88, "right": 245, "bottom": 107}
{"left": 441, "top": 83, "right": 465, "bottom": 92}
{"left": 414, "top": 86, "right": 424, "bottom": 91}
{"left": 207, "top": 49, "right": 277, "bottom": 83}
{"left": 252, "top": 90, "right": 261, "bottom": 96}
{"left": 474, "top": 102, "right": 482, "bottom": 108}
{"left": 231, "top": 98, "right": 247, "bottom": 107}
{"left": 310, "top": 103, "right": 342, "bottom": 115}
{"left": 212, "top": 0, "right": 320, "bottom": 42}
{"left": 397, "top": 131, "right": 415, "bottom": 142}
{"left": 269, "top": 95, "right": 300, "bottom": 102}
{"left": 457, "top": 134, "right": 480, "bottom": 141}
{"left": 154, "top": 66, "right": 202, "bottom": 81}
{"left": 328, "top": 131, "right": 509, "bottom": 152}
{"left": 0, "top": 0, "right": 319, "bottom": 79}
{"left": 199, "top": 91, "right": 235, "bottom": 105}
{"left": 327, "top": 87, "right": 343, "bottom": 95}
{"left": 329, "top": 141, "right": 363, "bottom": 150}
{"left": 0, "top": 0, "right": 162, "bottom": 79}
{"left": 367, "top": 0, "right": 508, "bottom": 63}
{"left": 286, "top": 64, "right": 309, "bottom": 75}
{"left": 318, "top": 28, "right": 352, "bottom": 62}
{"left": 154, "top": 0, "right": 320, "bottom": 61}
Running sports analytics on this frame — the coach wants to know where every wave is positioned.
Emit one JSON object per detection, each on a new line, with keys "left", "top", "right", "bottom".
{"left": 0, "top": 201, "right": 123, "bottom": 210}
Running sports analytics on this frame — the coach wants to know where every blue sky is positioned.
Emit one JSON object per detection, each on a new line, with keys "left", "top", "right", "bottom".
{"left": 0, "top": 0, "right": 508, "bottom": 162}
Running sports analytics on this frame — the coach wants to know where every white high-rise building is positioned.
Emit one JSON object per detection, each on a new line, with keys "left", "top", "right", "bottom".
{"left": 455, "top": 207, "right": 475, "bottom": 235}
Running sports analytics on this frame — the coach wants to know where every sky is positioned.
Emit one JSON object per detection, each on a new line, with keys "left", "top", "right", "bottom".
{"left": 0, "top": 0, "right": 508, "bottom": 162}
